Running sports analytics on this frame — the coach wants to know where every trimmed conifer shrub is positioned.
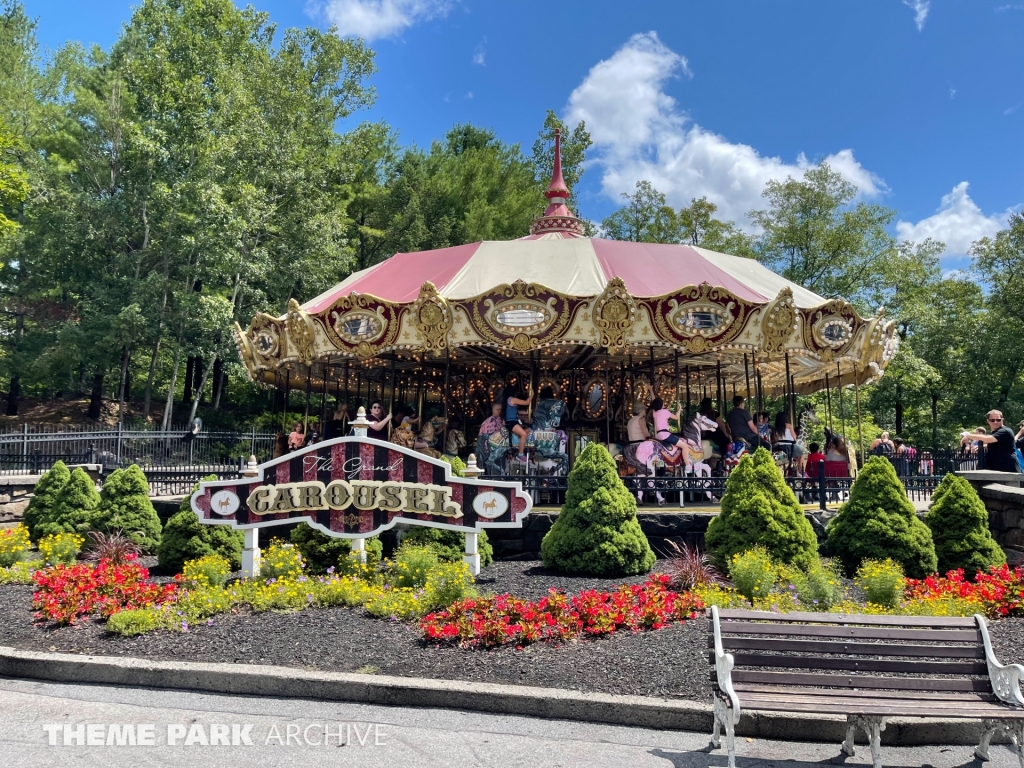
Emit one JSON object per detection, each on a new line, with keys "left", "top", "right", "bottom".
{"left": 34, "top": 467, "right": 101, "bottom": 539}
{"left": 290, "top": 523, "right": 384, "bottom": 573}
{"left": 24, "top": 460, "right": 71, "bottom": 542}
{"left": 399, "top": 525, "right": 493, "bottom": 567}
{"left": 540, "top": 443, "right": 655, "bottom": 576}
{"left": 826, "top": 456, "right": 937, "bottom": 578}
{"left": 157, "top": 477, "right": 244, "bottom": 573}
{"left": 705, "top": 448, "right": 819, "bottom": 573}
{"left": 93, "top": 465, "right": 163, "bottom": 553}
{"left": 924, "top": 474, "right": 1005, "bottom": 575}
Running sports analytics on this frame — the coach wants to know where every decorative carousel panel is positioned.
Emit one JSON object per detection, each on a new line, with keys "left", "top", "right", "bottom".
{"left": 761, "top": 287, "right": 798, "bottom": 355}
{"left": 631, "top": 374, "right": 653, "bottom": 406}
{"left": 246, "top": 313, "right": 284, "bottom": 367}
{"left": 801, "top": 299, "right": 860, "bottom": 361}
{"left": 538, "top": 376, "right": 562, "bottom": 397}
{"left": 591, "top": 277, "right": 637, "bottom": 351}
{"left": 582, "top": 377, "right": 607, "bottom": 419}
{"left": 410, "top": 281, "right": 453, "bottom": 353}
{"left": 643, "top": 282, "right": 752, "bottom": 352}
{"left": 459, "top": 279, "right": 576, "bottom": 353}
{"left": 320, "top": 293, "right": 403, "bottom": 358}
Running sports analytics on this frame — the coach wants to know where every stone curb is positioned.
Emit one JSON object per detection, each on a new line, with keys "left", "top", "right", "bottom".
{"left": 0, "top": 646, "right": 997, "bottom": 747}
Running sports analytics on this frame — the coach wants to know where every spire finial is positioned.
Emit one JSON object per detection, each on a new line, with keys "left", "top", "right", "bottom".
{"left": 546, "top": 128, "right": 569, "bottom": 199}
{"left": 528, "top": 126, "right": 585, "bottom": 237}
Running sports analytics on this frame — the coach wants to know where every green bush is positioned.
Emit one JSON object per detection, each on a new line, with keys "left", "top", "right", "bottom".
{"left": 106, "top": 608, "right": 165, "bottom": 636}
{"left": 289, "top": 523, "right": 382, "bottom": 574}
{"left": 93, "top": 465, "right": 163, "bottom": 553}
{"left": 924, "top": 474, "right": 1005, "bottom": 575}
{"left": 38, "top": 532, "right": 83, "bottom": 565}
{"left": 392, "top": 544, "right": 439, "bottom": 589}
{"left": 441, "top": 455, "right": 466, "bottom": 477}
{"left": 705, "top": 448, "right": 819, "bottom": 572}
{"left": 826, "top": 457, "right": 937, "bottom": 578}
{"left": 729, "top": 547, "right": 777, "bottom": 601}
{"left": 779, "top": 558, "right": 845, "bottom": 611}
{"left": 182, "top": 554, "right": 231, "bottom": 588}
{"left": 541, "top": 444, "right": 656, "bottom": 576}
{"left": 855, "top": 558, "right": 906, "bottom": 608}
{"left": 423, "top": 559, "right": 476, "bottom": 610}
{"left": 34, "top": 467, "right": 101, "bottom": 539}
{"left": 157, "top": 477, "right": 244, "bottom": 573}
{"left": 399, "top": 526, "right": 493, "bottom": 567}
{"left": 24, "top": 461, "right": 70, "bottom": 542}
{"left": 364, "top": 587, "right": 423, "bottom": 620}
{"left": 260, "top": 541, "right": 305, "bottom": 580}
{"left": 0, "top": 561, "right": 35, "bottom": 584}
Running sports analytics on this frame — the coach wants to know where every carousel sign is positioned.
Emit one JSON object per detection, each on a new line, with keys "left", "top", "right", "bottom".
{"left": 190, "top": 437, "right": 532, "bottom": 576}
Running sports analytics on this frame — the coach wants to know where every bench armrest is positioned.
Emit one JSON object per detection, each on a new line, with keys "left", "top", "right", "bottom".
{"left": 977, "top": 614, "right": 1024, "bottom": 707}
{"left": 711, "top": 605, "right": 741, "bottom": 722}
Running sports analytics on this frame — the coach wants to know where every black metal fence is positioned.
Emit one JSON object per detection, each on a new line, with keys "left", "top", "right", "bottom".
{"left": 0, "top": 424, "right": 277, "bottom": 475}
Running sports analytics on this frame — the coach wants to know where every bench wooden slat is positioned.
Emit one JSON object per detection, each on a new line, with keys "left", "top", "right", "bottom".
{"left": 732, "top": 683, "right": 998, "bottom": 703}
{"left": 719, "top": 652, "right": 988, "bottom": 675}
{"left": 717, "top": 621, "right": 981, "bottom": 643}
{"left": 713, "top": 636, "right": 986, "bottom": 659}
{"left": 729, "top": 669, "right": 993, "bottom": 692}
{"left": 736, "top": 695, "right": 1024, "bottom": 718}
{"left": 715, "top": 609, "right": 977, "bottom": 627}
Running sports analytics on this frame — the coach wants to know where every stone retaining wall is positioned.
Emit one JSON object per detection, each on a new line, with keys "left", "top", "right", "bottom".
{"left": 957, "top": 470, "right": 1024, "bottom": 566}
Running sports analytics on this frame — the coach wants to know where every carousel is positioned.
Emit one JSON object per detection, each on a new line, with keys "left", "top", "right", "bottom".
{"left": 234, "top": 132, "right": 898, "bottom": 494}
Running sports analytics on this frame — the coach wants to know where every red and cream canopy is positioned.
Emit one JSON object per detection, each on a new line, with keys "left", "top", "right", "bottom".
{"left": 235, "top": 132, "right": 897, "bottom": 396}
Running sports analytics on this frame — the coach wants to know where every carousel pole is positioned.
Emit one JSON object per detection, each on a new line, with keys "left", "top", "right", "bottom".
{"left": 855, "top": 374, "right": 865, "bottom": 467}
{"left": 716, "top": 359, "right": 723, "bottom": 414}
{"left": 825, "top": 372, "right": 833, "bottom": 434}
{"left": 674, "top": 352, "right": 680, "bottom": 409}
{"left": 282, "top": 368, "right": 291, "bottom": 433}
{"left": 417, "top": 364, "right": 425, "bottom": 424}
{"left": 443, "top": 349, "right": 451, "bottom": 419}
{"left": 303, "top": 371, "right": 312, "bottom": 432}
{"left": 837, "top": 362, "right": 846, "bottom": 439}
{"left": 649, "top": 348, "right": 656, "bottom": 399}
{"left": 744, "top": 353, "right": 751, "bottom": 400}
{"left": 685, "top": 365, "right": 691, "bottom": 416}
{"left": 784, "top": 352, "right": 794, "bottom": 426}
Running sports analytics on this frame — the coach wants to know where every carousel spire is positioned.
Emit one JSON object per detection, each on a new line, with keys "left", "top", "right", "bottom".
{"left": 528, "top": 128, "right": 586, "bottom": 237}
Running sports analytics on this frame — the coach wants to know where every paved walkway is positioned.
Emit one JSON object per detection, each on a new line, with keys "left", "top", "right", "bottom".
{"left": 0, "top": 677, "right": 1018, "bottom": 767}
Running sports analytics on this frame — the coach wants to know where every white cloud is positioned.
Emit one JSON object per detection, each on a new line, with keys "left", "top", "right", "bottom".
{"left": 565, "top": 32, "right": 885, "bottom": 225}
{"left": 465, "top": 91, "right": 473, "bottom": 99}
{"left": 473, "top": 37, "right": 486, "bottom": 66}
{"left": 895, "top": 183, "right": 1008, "bottom": 258}
{"left": 949, "top": 87, "right": 956, "bottom": 100}
{"left": 315, "top": 0, "right": 453, "bottom": 40}
{"left": 903, "top": 0, "right": 930, "bottom": 30}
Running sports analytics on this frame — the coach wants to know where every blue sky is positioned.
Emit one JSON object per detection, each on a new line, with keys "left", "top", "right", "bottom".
{"left": 26, "top": 0, "right": 1024, "bottom": 266}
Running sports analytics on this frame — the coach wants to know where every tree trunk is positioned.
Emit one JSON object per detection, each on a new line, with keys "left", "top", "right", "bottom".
{"left": 211, "top": 357, "right": 224, "bottom": 409}
{"left": 182, "top": 356, "right": 195, "bottom": 405}
{"left": 194, "top": 356, "right": 204, "bottom": 404}
{"left": 160, "top": 348, "right": 182, "bottom": 431}
{"left": 188, "top": 353, "right": 217, "bottom": 424}
{"left": 124, "top": 369, "right": 132, "bottom": 401}
{"left": 117, "top": 346, "right": 131, "bottom": 424}
{"left": 895, "top": 383, "right": 904, "bottom": 436}
{"left": 143, "top": 335, "right": 162, "bottom": 420}
{"left": 5, "top": 374, "right": 20, "bottom": 416}
{"left": 88, "top": 370, "right": 105, "bottom": 420}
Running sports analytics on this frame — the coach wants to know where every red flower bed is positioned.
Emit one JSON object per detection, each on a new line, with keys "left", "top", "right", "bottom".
{"left": 905, "top": 564, "right": 1024, "bottom": 618}
{"left": 32, "top": 556, "right": 177, "bottom": 625}
{"left": 420, "top": 573, "right": 704, "bottom": 649}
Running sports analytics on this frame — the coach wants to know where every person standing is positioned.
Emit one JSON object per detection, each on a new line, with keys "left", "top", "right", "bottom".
{"left": 960, "top": 410, "right": 1020, "bottom": 473}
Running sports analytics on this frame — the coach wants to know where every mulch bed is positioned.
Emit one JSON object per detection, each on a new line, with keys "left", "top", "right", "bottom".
{"left": 1, "top": 560, "right": 1022, "bottom": 702}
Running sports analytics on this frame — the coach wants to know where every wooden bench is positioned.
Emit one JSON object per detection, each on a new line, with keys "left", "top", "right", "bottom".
{"left": 708, "top": 606, "right": 1024, "bottom": 768}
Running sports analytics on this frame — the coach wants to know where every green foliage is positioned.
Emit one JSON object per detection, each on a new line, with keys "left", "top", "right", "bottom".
{"left": 440, "top": 455, "right": 466, "bottom": 477}
{"left": 705, "top": 448, "right": 819, "bottom": 572}
{"left": 778, "top": 558, "right": 845, "bottom": 611}
{"left": 37, "top": 532, "right": 83, "bottom": 565}
{"left": 182, "top": 554, "right": 231, "bottom": 588}
{"left": 826, "top": 457, "right": 937, "bottom": 578}
{"left": 399, "top": 526, "right": 493, "bottom": 567}
{"left": 392, "top": 544, "right": 439, "bottom": 589}
{"left": 364, "top": 588, "right": 423, "bottom": 621}
{"left": 422, "top": 560, "right": 477, "bottom": 610}
{"left": 924, "top": 474, "right": 1005, "bottom": 575}
{"left": 541, "top": 443, "right": 655, "bottom": 576}
{"left": 729, "top": 547, "right": 777, "bottom": 601}
{"left": 855, "top": 558, "right": 906, "bottom": 608}
{"left": 260, "top": 541, "right": 304, "bottom": 581}
{"left": 157, "top": 479, "right": 244, "bottom": 573}
{"left": 93, "top": 465, "right": 162, "bottom": 553}
{"left": 24, "top": 461, "right": 70, "bottom": 542}
{"left": 0, "top": 561, "right": 35, "bottom": 584}
{"left": 35, "top": 468, "right": 101, "bottom": 539}
{"left": 105, "top": 608, "right": 164, "bottom": 636}
{"left": 289, "top": 523, "right": 382, "bottom": 574}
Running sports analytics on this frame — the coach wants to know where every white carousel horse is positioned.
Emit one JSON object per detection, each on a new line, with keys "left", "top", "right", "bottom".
{"left": 623, "top": 412, "right": 718, "bottom": 505}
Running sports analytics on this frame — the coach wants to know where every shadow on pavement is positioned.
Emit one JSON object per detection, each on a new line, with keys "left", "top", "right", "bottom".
{"left": 648, "top": 746, "right": 988, "bottom": 768}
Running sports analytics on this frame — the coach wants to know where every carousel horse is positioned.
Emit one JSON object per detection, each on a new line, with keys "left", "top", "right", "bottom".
{"left": 391, "top": 416, "right": 447, "bottom": 458}
{"left": 476, "top": 398, "right": 568, "bottom": 476}
{"left": 623, "top": 412, "right": 718, "bottom": 505}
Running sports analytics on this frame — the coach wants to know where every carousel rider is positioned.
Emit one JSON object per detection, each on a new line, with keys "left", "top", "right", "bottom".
{"left": 365, "top": 400, "right": 393, "bottom": 440}
{"left": 503, "top": 385, "right": 533, "bottom": 462}
{"left": 627, "top": 401, "right": 651, "bottom": 443}
{"left": 650, "top": 397, "right": 683, "bottom": 447}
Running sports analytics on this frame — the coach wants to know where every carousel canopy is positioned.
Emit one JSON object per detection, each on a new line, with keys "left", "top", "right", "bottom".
{"left": 235, "top": 130, "right": 897, "bottom": 398}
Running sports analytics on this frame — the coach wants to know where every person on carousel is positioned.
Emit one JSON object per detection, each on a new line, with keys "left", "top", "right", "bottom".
{"left": 503, "top": 385, "right": 533, "bottom": 463}
{"left": 365, "top": 400, "right": 393, "bottom": 440}
{"left": 287, "top": 422, "right": 305, "bottom": 451}
{"left": 479, "top": 402, "right": 504, "bottom": 438}
{"left": 650, "top": 397, "right": 683, "bottom": 446}
{"left": 627, "top": 401, "right": 651, "bottom": 443}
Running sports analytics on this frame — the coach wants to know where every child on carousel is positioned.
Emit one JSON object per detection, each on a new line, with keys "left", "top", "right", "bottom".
{"left": 503, "top": 385, "right": 533, "bottom": 463}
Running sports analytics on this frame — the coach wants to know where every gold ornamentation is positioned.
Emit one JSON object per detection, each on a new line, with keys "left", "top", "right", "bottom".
{"left": 343, "top": 513, "right": 361, "bottom": 528}
{"left": 762, "top": 288, "right": 797, "bottom": 354}
{"left": 646, "top": 282, "right": 748, "bottom": 351}
{"left": 512, "top": 333, "right": 532, "bottom": 352}
{"left": 411, "top": 282, "right": 453, "bottom": 353}
{"left": 322, "top": 292, "right": 402, "bottom": 357}
{"left": 286, "top": 299, "right": 317, "bottom": 363}
{"left": 592, "top": 277, "right": 637, "bottom": 351}
{"left": 465, "top": 280, "right": 573, "bottom": 352}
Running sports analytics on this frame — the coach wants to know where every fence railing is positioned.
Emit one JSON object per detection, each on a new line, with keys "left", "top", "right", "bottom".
{"left": 0, "top": 424, "right": 277, "bottom": 473}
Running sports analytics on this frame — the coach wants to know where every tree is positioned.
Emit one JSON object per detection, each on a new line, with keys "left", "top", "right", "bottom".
{"left": 678, "top": 197, "right": 755, "bottom": 256}
{"left": 601, "top": 180, "right": 680, "bottom": 243}
{"left": 23, "top": 460, "right": 70, "bottom": 541}
{"left": 540, "top": 443, "right": 655, "bottom": 576}
{"left": 157, "top": 477, "right": 244, "bottom": 572}
{"left": 704, "top": 448, "right": 819, "bottom": 572}
{"left": 0, "top": 118, "right": 28, "bottom": 235}
{"left": 531, "top": 110, "right": 591, "bottom": 211}
{"left": 826, "top": 456, "right": 937, "bottom": 578}
{"left": 94, "top": 465, "right": 163, "bottom": 553}
{"left": 924, "top": 474, "right": 1005, "bottom": 575}
{"left": 749, "top": 163, "right": 896, "bottom": 304}
{"left": 35, "top": 467, "right": 101, "bottom": 538}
